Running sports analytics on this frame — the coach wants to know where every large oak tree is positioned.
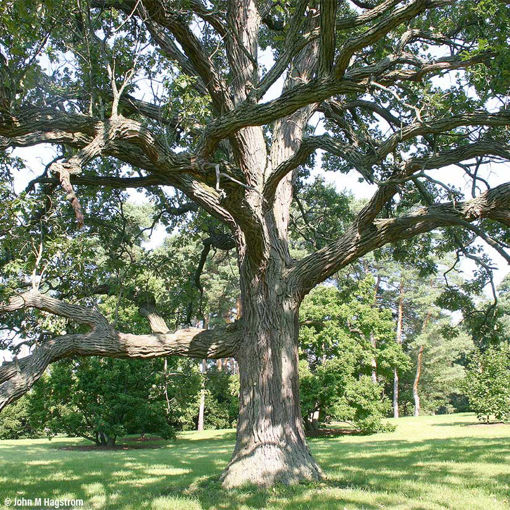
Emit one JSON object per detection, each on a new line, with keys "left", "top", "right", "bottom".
{"left": 1, "top": 0, "right": 509, "bottom": 487}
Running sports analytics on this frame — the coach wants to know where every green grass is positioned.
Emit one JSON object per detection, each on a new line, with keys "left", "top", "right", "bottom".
{"left": 0, "top": 413, "right": 509, "bottom": 509}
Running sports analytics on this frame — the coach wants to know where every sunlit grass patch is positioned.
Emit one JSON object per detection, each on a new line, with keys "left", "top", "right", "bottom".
{"left": 0, "top": 413, "right": 508, "bottom": 509}
{"left": 151, "top": 496, "right": 202, "bottom": 510}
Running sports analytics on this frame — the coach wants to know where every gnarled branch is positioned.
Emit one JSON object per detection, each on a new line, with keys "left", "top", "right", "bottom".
{"left": 0, "top": 290, "right": 241, "bottom": 411}
{"left": 289, "top": 182, "right": 510, "bottom": 295}
{"left": 335, "top": 0, "right": 453, "bottom": 77}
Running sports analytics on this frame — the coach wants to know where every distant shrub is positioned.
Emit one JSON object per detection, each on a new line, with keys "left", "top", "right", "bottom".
{"left": 300, "top": 360, "right": 395, "bottom": 434}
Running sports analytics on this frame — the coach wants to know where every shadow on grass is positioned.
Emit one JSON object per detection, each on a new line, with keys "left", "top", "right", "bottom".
{"left": 430, "top": 420, "right": 480, "bottom": 427}
{"left": 190, "top": 435, "right": 509, "bottom": 509}
{"left": 432, "top": 420, "right": 507, "bottom": 427}
{"left": 0, "top": 433, "right": 508, "bottom": 509}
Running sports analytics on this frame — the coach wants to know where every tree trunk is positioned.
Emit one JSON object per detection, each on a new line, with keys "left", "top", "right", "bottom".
{"left": 413, "top": 310, "right": 430, "bottom": 417}
{"left": 393, "top": 368, "right": 399, "bottom": 418}
{"left": 97, "top": 431, "right": 116, "bottom": 447}
{"left": 197, "top": 359, "right": 206, "bottom": 431}
{"left": 413, "top": 345, "right": 424, "bottom": 417}
{"left": 197, "top": 389, "right": 206, "bottom": 431}
{"left": 393, "top": 278, "right": 404, "bottom": 419}
{"left": 220, "top": 286, "right": 322, "bottom": 488}
{"left": 163, "top": 358, "right": 171, "bottom": 416}
{"left": 370, "top": 333, "right": 378, "bottom": 384}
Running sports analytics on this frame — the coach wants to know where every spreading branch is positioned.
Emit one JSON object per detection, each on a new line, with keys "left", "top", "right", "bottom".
{"left": 0, "top": 290, "right": 241, "bottom": 410}
{"left": 289, "top": 182, "right": 510, "bottom": 295}
{"left": 335, "top": 0, "right": 453, "bottom": 77}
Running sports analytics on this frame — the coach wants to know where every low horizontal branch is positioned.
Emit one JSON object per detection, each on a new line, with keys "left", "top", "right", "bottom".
{"left": 0, "top": 290, "right": 241, "bottom": 411}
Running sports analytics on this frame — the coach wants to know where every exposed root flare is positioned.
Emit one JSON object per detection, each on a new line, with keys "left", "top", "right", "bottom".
{"left": 220, "top": 442, "right": 323, "bottom": 488}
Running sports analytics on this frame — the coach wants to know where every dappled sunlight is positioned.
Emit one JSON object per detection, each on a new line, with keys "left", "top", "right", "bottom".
{"left": 29, "top": 471, "right": 81, "bottom": 482}
{"left": 314, "top": 434, "right": 510, "bottom": 507}
{"left": 0, "top": 414, "right": 508, "bottom": 509}
{"left": 110, "top": 470, "right": 134, "bottom": 478}
{"left": 115, "top": 476, "right": 163, "bottom": 487}
{"left": 88, "top": 494, "right": 108, "bottom": 508}
{"left": 82, "top": 482, "right": 105, "bottom": 497}
{"left": 24, "top": 459, "right": 61, "bottom": 466}
{"left": 143, "top": 466, "right": 192, "bottom": 476}
{"left": 151, "top": 496, "right": 202, "bottom": 510}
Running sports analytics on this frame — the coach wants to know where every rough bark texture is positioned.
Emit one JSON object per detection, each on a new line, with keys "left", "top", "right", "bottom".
{"left": 0, "top": 291, "right": 240, "bottom": 411}
{"left": 221, "top": 269, "right": 322, "bottom": 487}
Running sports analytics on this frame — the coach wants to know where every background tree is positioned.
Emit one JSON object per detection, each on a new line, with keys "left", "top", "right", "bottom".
{"left": 378, "top": 260, "right": 478, "bottom": 417}
{"left": 393, "top": 277, "right": 405, "bottom": 418}
{"left": 0, "top": 395, "right": 35, "bottom": 440}
{"left": 408, "top": 320, "right": 474, "bottom": 414}
{"left": 299, "top": 279, "right": 404, "bottom": 433}
{"left": 1, "top": 0, "right": 510, "bottom": 488}
{"left": 461, "top": 275, "right": 510, "bottom": 423}
{"left": 463, "top": 343, "right": 510, "bottom": 423}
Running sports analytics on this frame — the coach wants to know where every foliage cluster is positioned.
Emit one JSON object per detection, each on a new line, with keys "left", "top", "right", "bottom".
{"left": 463, "top": 343, "right": 510, "bottom": 423}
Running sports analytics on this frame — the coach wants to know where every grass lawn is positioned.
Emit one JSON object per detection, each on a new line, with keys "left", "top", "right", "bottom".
{"left": 0, "top": 413, "right": 508, "bottom": 509}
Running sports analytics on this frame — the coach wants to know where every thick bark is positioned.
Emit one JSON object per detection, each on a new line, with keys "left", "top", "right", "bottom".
{"left": 289, "top": 182, "right": 510, "bottom": 295}
{"left": 218, "top": 11, "right": 323, "bottom": 486}
{"left": 0, "top": 291, "right": 240, "bottom": 411}
{"left": 221, "top": 274, "right": 322, "bottom": 488}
